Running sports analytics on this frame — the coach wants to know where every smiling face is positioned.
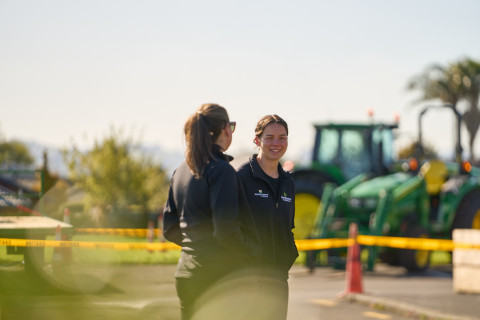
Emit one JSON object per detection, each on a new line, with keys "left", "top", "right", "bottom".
{"left": 256, "top": 123, "right": 288, "bottom": 163}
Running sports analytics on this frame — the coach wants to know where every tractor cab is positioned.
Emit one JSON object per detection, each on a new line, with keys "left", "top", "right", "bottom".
{"left": 292, "top": 122, "right": 398, "bottom": 240}
{"left": 311, "top": 123, "right": 397, "bottom": 182}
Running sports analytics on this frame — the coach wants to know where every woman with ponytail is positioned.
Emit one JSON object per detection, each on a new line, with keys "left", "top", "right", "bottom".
{"left": 163, "top": 103, "right": 257, "bottom": 320}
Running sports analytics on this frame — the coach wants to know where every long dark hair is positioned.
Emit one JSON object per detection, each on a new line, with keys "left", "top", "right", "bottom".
{"left": 184, "top": 103, "right": 229, "bottom": 179}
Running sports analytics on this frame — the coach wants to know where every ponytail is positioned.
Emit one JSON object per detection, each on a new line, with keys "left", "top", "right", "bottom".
{"left": 184, "top": 103, "right": 229, "bottom": 178}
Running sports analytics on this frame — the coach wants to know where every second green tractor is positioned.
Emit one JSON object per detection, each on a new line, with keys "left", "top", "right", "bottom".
{"left": 304, "top": 104, "right": 480, "bottom": 272}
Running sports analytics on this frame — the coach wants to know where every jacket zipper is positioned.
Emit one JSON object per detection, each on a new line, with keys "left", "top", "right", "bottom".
{"left": 262, "top": 175, "right": 281, "bottom": 266}
{"left": 273, "top": 185, "right": 282, "bottom": 266}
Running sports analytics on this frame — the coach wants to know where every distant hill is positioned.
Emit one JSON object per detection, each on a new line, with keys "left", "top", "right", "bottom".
{"left": 24, "top": 140, "right": 184, "bottom": 178}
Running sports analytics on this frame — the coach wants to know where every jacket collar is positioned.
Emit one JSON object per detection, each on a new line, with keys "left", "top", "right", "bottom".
{"left": 212, "top": 144, "right": 234, "bottom": 163}
{"left": 249, "top": 154, "right": 289, "bottom": 180}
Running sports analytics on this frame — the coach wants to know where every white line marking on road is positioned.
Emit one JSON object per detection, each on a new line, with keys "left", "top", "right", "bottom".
{"left": 310, "top": 299, "right": 337, "bottom": 307}
{"left": 94, "top": 297, "right": 178, "bottom": 310}
{"left": 363, "top": 311, "right": 392, "bottom": 319}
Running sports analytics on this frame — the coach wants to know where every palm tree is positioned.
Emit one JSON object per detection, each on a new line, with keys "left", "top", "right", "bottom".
{"left": 407, "top": 58, "right": 480, "bottom": 163}
{"left": 456, "top": 58, "right": 480, "bottom": 163}
{"left": 407, "top": 63, "right": 462, "bottom": 105}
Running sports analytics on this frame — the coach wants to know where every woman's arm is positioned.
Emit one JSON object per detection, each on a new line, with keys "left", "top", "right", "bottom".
{"left": 209, "top": 164, "right": 252, "bottom": 258}
{"left": 163, "top": 185, "right": 182, "bottom": 245}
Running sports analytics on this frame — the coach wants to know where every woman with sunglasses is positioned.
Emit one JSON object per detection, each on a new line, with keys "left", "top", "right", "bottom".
{"left": 236, "top": 114, "right": 298, "bottom": 320}
{"left": 163, "top": 103, "right": 257, "bottom": 320}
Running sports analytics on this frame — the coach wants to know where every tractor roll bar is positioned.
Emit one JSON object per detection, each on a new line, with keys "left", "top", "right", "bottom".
{"left": 418, "top": 103, "right": 463, "bottom": 166}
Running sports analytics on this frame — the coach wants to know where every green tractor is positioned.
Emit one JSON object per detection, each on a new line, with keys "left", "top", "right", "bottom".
{"left": 308, "top": 103, "right": 480, "bottom": 272}
{"left": 292, "top": 121, "right": 399, "bottom": 239}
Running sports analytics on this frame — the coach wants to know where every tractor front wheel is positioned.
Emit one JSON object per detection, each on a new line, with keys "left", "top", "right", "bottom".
{"left": 399, "top": 225, "right": 431, "bottom": 272}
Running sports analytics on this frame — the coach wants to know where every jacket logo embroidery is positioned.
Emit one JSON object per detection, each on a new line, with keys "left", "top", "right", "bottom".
{"left": 281, "top": 192, "right": 292, "bottom": 202}
{"left": 254, "top": 190, "right": 269, "bottom": 198}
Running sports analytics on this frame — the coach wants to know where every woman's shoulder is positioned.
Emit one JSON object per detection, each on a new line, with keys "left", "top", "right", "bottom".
{"left": 235, "top": 157, "right": 254, "bottom": 175}
{"left": 206, "top": 157, "right": 236, "bottom": 175}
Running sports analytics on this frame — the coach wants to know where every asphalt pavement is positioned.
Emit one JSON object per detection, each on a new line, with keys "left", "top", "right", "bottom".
{"left": 289, "top": 263, "right": 480, "bottom": 320}
{"left": 1, "top": 262, "right": 480, "bottom": 320}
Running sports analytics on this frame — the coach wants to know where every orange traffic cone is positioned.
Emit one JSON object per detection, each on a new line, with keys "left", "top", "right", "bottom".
{"left": 340, "top": 222, "right": 363, "bottom": 296}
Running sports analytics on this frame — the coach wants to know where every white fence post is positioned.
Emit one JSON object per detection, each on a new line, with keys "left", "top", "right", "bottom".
{"left": 453, "top": 229, "right": 480, "bottom": 294}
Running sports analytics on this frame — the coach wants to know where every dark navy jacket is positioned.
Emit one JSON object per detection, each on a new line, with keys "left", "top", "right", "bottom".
{"left": 163, "top": 145, "right": 257, "bottom": 280}
{"left": 236, "top": 154, "right": 298, "bottom": 278}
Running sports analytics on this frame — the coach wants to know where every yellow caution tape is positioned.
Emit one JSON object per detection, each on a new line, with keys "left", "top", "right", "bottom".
{"left": 1, "top": 237, "right": 350, "bottom": 251}
{"left": 357, "top": 235, "right": 456, "bottom": 251}
{"left": 0, "top": 238, "right": 180, "bottom": 251}
{"left": 295, "top": 238, "right": 354, "bottom": 251}
{"left": 76, "top": 228, "right": 158, "bottom": 237}
{"left": 297, "top": 236, "right": 480, "bottom": 252}
{"left": 1, "top": 235, "right": 480, "bottom": 251}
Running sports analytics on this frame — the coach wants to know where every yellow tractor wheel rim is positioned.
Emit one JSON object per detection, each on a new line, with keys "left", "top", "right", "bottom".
{"left": 415, "top": 234, "right": 430, "bottom": 268}
{"left": 294, "top": 193, "right": 322, "bottom": 239}
{"left": 472, "top": 209, "right": 480, "bottom": 230}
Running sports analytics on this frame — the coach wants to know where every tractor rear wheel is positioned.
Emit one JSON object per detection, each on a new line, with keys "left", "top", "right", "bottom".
{"left": 294, "top": 179, "right": 331, "bottom": 271}
{"left": 379, "top": 248, "right": 400, "bottom": 266}
{"left": 399, "top": 225, "right": 431, "bottom": 272}
{"left": 294, "top": 180, "right": 327, "bottom": 240}
{"left": 452, "top": 190, "right": 480, "bottom": 231}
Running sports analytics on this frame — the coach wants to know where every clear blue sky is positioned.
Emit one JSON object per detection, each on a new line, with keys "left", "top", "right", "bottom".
{"left": 1, "top": 0, "right": 480, "bottom": 164}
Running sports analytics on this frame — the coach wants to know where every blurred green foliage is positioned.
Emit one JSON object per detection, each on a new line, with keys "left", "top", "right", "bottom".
{"left": 0, "top": 140, "right": 34, "bottom": 167}
{"left": 62, "top": 127, "right": 170, "bottom": 225}
{"left": 397, "top": 141, "right": 438, "bottom": 160}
